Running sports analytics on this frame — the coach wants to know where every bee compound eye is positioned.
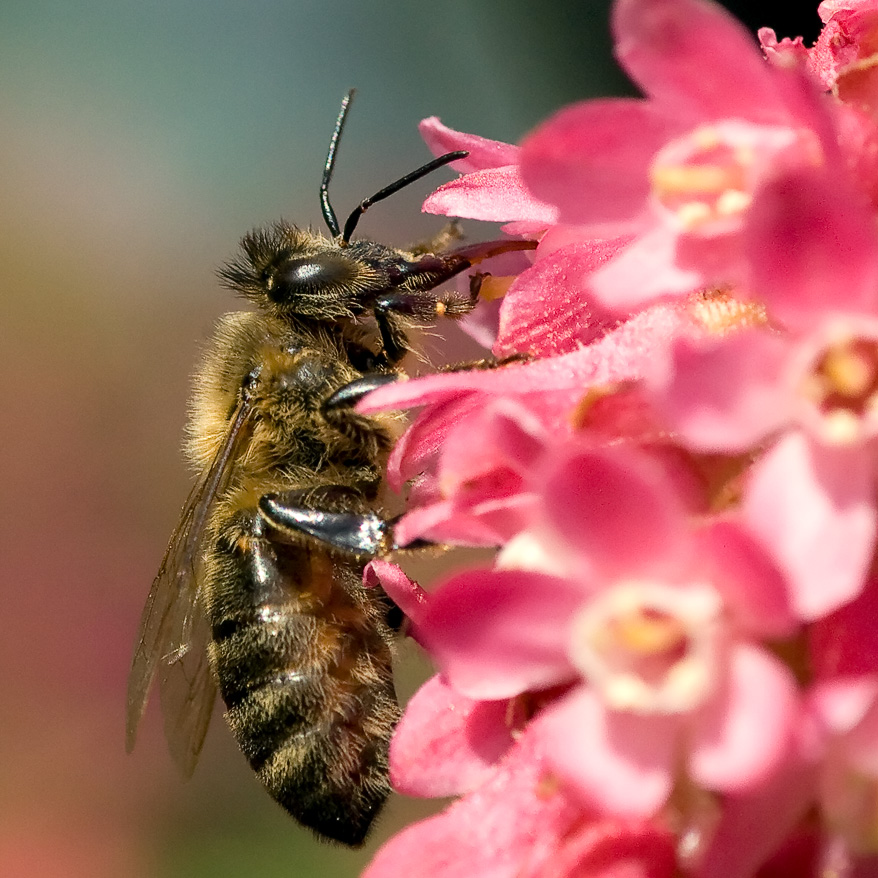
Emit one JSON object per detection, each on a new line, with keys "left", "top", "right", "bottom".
{"left": 271, "top": 252, "right": 358, "bottom": 303}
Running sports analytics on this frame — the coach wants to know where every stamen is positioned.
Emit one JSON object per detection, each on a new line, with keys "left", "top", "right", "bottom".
{"left": 570, "top": 581, "right": 721, "bottom": 715}
{"left": 804, "top": 336, "right": 878, "bottom": 444}
{"left": 687, "top": 288, "right": 767, "bottom": 335}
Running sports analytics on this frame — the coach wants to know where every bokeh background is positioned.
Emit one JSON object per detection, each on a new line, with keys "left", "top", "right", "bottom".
{"left": 0, "top": 2, "right": 822, "bottom": 876}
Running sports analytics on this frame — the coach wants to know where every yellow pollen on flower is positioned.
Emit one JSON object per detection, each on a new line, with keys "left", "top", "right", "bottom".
{"left": 733, "top": 144, "right": 756, "bottom": 166}
{"left": 823, "top": 409, "right": 862, "bottom": 445}
{"left": 686, "top": 288, "right": 768, "bottom": 336}
{"left": 650, "top": 123, "right": 756, "bottom": 231}
{"left": 651, "top": 164, "right": 739, "bottom": 197}
{"left": 692, "top": 125, "right": 722, "bottom": 151}
{"left": 603, "top": 674, "right": 650, "bottom": 709}
{"left": 535, "top": 771, "right": 562, "bottom": 800}
{"left": 821, "top": 345, "right": 875, "bottom": 398}
{"left": 606, "top": 608, "right": 687, "bottom": 656}
{"left": 570, "top": 581, "right": 722, "bottom": 714}
{"left": 435, "top": 302, "right": 447, "bottom": 316}
{"left": 475, "top": 275, "right": 515, "bottom": 301}
{"left": 805, "top": 337, "right": 878, "bottom": 444}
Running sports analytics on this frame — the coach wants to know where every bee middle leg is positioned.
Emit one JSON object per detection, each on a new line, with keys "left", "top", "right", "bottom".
{"left": 258, "top": 488, "right": 395, "bottom": 558}
{"left": 259, "top": 489, "right": 439, "bottom": 561}
{"left": 322, "top": 372, "right": 400, "bottom": 412}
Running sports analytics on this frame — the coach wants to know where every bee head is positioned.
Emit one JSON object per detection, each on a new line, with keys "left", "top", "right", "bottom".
{"left": 219, "top": 222, "right": 380, "bottom": 322}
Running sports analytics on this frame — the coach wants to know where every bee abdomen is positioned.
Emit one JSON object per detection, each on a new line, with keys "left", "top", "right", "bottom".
{"left": 253, "top": 667, "right": 398, "bottom": 846}
{"left": 205, "top": 518, "right": 399, "bottom": 845}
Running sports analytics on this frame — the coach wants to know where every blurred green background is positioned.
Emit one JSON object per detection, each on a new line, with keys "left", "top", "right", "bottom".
{"left": 0, "top": 1, "right": 819, "bottom": 876}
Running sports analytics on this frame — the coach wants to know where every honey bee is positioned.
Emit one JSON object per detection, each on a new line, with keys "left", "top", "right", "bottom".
{"left": 125, "top": 91, "right": 535, "bottom": 846}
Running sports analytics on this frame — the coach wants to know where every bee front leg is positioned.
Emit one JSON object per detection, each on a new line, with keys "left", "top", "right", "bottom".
{"left": 373, "top": 285, "right": 478, "bottom": 366}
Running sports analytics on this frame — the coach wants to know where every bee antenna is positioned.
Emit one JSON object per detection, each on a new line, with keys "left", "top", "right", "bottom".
{"left": 320, "top": 90, "right": 355, "bottom": 239}
{"left": 341, "top": 150, "right": 468, "bottom": 245}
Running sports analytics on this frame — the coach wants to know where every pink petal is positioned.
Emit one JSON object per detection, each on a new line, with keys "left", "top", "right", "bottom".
{"left": 363, "top": 723, "right": 596, "bottom": 878}
{"left": 758, "top": 28, "right": 810, "bottom": 69}
{"left": 387, "top": 394, "right": 485, "bottom": 491}
{"left": 359, "top": 304, "right": 690, "bottom": 413}
{"left": 389, "top": 675, "right": 513, "bottom": 798}
{"left": 826, "top": 687, "right": 878, "bottom": 770}
{"left": 423, "top": 166, "right": 558, "bottom": 225}
{"left": 696, "top": 747, "right": 818, "bottom": 878}
{"left": 363, "top": 559, "right": 428, "bottom": 626}
{"left": 654, "top": 329, "right": 793, "bottom": 452}
{"left": 613, "top": 0, "right": 790, "bottom": 123}
{"left": 495, "top": 241, "right": 623, "bottom": 357}
{"left": 393, "top": 400, "right": 547, "bottom": 547}
{"left": 588, "top": 226, "right": 708, "bottom": 310}
{"left": 530, "top": 820, "right": 677, "bottom": 878}
{"left": 535, "top": 687, "right": 678, "bottom": 816}
{"left": 810, "top": 580, "right": 878, "bottom": 679}
{"left": 692, "top": 519, "right": 795, "bottom": 638}
{"left": 438, "top": 398, "right": 548, "bottom": 493}
{"left": 689, "top": 643, "right": 798, "bottom": 792}
{"left": 808, "top": 677, "right": 878, "bottom": 736}
{"left": 743, "top": 431, "right": 877, "bottom": 620}
{"left": 417, "top": 568, "right": 583, "bottom": 699}
{"left": 394, "top": 496, "right": 537, "bottom": 548}
{"left": 419, "top": 117, "right": 519, "bottom": 172}
{"left": 413, "top": 483, "right": 535, "bottom": 547}
{"left": 542, "top": 446, "right": 689, "bottom": 583}
{"left": 520, "top": 98, "right": 674, "bottom": 231}
{"left": 745, "top": 167, "right": 878, "bottom": 330}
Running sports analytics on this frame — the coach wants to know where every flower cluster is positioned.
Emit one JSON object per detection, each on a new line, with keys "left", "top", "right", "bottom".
{"left": 362, "top": 1, "right": 878, "bottom": 875}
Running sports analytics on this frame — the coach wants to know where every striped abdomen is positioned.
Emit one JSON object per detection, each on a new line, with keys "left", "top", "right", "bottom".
{"left": 204, "top": 509, "right": 399, "bottom": 846}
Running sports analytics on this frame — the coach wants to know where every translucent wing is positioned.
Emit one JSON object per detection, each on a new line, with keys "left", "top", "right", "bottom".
{"left": 158, "top": 592, "right": 218, "bottom": 777}
{"left": 126, "top": 395, "right": 254, "bottom": 775}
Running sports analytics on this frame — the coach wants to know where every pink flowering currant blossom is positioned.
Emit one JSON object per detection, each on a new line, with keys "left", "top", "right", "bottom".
{"left": 417, "top": 444, "right": 799, "bottom": 816}
{"left": 421, "top": 118, "right": 627, "bottom": 358}
{"left": 360, "top": 303, "right": 695, "bottom": 547}
{"left": 365, "top": 712, "right": 677, "bottom": 878}
{"left": 647, "top": 166, "right": 878, "bottom": 619}
{"left": 515, "top": 0, "right": 840, "bottom": 311}
{"left": 352, "top": 0, "right": 878, "bottom": 875}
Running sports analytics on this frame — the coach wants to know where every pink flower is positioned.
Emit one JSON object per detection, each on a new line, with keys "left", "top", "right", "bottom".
{"left": 360, "top": 304, "right": 694, "bottom": 546}
{"left": 517, "top": 0, "right": 842, "bottom": 311}
{"left": 648, "top": 167, "right": 878, "bottom": 619}
{"left": 811, "top": 2, "right": 878, "bottom": 109}
{"left": 416, "top": 444, "right": 799, "bottom": 817}
{"left": 420, "top": 119, "right": 628, "bottom": 358}
{"left": 762, "top": 4, "right": 878, "bottom": 206}
{"left": 365, "top": 717, "right": 677, "bottom": 878}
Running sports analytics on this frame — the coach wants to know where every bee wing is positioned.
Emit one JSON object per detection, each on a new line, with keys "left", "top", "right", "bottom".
{"left": 158, "top": 592, "right": 218, "bottom": 778}
{"left": 126, "top": 395, "right": 254, "bottom": 774}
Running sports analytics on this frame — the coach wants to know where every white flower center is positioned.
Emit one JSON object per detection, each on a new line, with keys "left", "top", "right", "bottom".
{"left": 650, "top": 122, "right": 806, "bottom": 234}
{"left": 569, "top": 580, "right": 722, "bottom": 714}
{"left": 800, "top": 332, "right": 878, "bottom": 446}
